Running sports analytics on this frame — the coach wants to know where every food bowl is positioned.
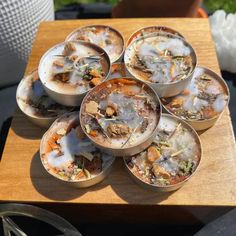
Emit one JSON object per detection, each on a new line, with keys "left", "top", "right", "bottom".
{"left": 38, "top": 41, "right": 111, "bottom": 106}
{"left": 124, "top": 113, "right": 202, "bottom": 192}
{"left": 16, "top": 69, "right": 74, "bottom": 128}
{"left": 40, "top": 112, "right": 115, "bottom": 188}
{"left": 109, "top": 63, "right": 131, "bottom": 79}
{"left": 127, "top": 26, "right": 184, "bottom": 46}
{"left": 65, "top": 25, "right": 125, "bottom": 63}
{"left": 80, "top": 77, "right": 162, "bottom": 156}
{"left": 161, "top": 66, "right": 230, "bottom": 131}
{"left": 124, "top": 33, "right": 197, "bottom": 98}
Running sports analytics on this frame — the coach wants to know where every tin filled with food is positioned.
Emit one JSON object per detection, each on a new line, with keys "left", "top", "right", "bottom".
{"left": 38, "top": 41, "right": 110, "bottom": 106}
{"left": 66, "top": 25, "right": 125, "bottom": 63}
{"left": 124, "top": 114, "right": 202, "bottom": 192}
{"left": 16, "top": 70, "right": 74, "bottom": 128}
{"left": 40, "top": 112, "right": 115, "bottom": 187}
{"left": 80, "top": 77, "right": 162, "bottom": 156}
{"left": 161, "top": 66, "right": 230, "bottom": 130}
{"left": 125, "top": 33, "right": 197, "bottom": 97}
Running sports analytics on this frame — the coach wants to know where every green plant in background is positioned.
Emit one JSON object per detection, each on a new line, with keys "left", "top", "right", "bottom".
{"left": 205, "top": 0, "right": 236, "bottom": 13}
{"left": 54, "top": 0, "right": 119, "bottom": 10}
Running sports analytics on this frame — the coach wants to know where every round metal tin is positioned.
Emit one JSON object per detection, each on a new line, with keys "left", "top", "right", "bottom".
{"left": 124, "top": 113, "right": 202, "bottom": 192}
{"left": 65, "top": 25, "right": 125, "bottom": 63}
{"left": 124, "top": 32, "right": 197, "bottom": 98}
{"left": 162, "top": 66, "right": 230, "bottom": 131}
{"left": 40, "top": 111, "right": 115, "bottom": 188}
{"left": 38, "top": 41, "right": 111, "bottom": 107}
{"left": 16, "top": 69, "right": 73, "bottom": 128}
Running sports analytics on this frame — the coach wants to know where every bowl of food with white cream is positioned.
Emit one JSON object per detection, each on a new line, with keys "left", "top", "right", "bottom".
{"left": 38, "top": 41, "right": 110, "bottom": 107}
{"left": 161, "top": 66, "right": 230, "bottom": 130}
{"left": 40, "top": 112, "right": 115, "bottom": 187}
{"left": 125, "top": 33, "right": 197, "bottom": 98}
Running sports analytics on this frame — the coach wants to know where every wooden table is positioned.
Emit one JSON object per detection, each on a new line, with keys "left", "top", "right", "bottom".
{"left": 1, "top": 18, "right": 236, "bottom": 224}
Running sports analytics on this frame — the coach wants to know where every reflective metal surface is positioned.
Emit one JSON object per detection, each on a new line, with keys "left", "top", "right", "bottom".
{"left": 80, "top": 77, "right": 162, "bottom": 157}
{"left": 124, "top": 33, "right": 197, "bottom": 98}
{"left": 123, "top": 113, "right": 202, "bottom": 192}
{"left": 38, "top": 41, "right": 111, "bottom": 107}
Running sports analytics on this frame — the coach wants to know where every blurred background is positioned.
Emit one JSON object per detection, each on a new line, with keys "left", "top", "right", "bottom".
{"left": 54, "top": 0, "right": 236, "bottom": 18}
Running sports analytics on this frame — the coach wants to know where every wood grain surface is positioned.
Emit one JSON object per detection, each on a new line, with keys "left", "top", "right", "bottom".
{"left": 0, "top": 18, "right": 236, "bottom": 207}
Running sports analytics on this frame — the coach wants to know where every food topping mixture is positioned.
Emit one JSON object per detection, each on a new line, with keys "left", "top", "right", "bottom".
{"left": 53, "top": 42, "right": 105, "bottom": 92}
{"left": 162, "top": 68, "right": 229, "bottom": 120}
{"left": 41, "top": 120, "right": 113, "bottom": 181}
{"left": 43, "top": 42, "right": 108, "bottom": 94}
{"left": 125, "top": 116, "right": 200, "bottom": 186}
{"left": 17, "top": 71, "right": 73, "bottom": 117}
{"left": 81, "top": 78, "right": 160, "bottom": 148}
{"left": 126, "top": 35, "right": 194, "bottom": 84}
{"left": 70, "top": 26, "right": 124, "bottom": 62}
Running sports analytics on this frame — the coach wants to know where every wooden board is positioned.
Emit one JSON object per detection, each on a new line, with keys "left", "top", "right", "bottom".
{"left": 1, "top": 18, "right": 236, "bottom": 207}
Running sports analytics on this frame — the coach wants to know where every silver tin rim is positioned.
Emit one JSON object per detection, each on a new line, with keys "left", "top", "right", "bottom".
{"left": 123, "top": 113, "right": 202, "bottom": 192}
{"left": 127, "top": 25, "right": 184, "bottom": 46}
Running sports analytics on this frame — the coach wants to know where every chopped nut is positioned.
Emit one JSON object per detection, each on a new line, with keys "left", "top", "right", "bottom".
{"left": 63, "top": 42, "right": 76, "bottom": 56}
{"left": 89, "top": 69, "right": 102, "bottom": 78}
{"left": 53, "top": 60, "right": 64, "bottom": 67}
{"left": 106, "top": 106, "right": 116, "bottom": 117}
{"left": 107, "top": 101, "right": 118, "bottom": 113}
{"left": 202, "top": 106, "right": 216, "bottom": 119}
{"left": 68, "top": 54, "right": 78, "bottom": 62}
{"left": 56, "top": 128, "right": 66, "bottom": 136}
{"left": 98, "top": 41, "right": 106, "bottom": 48}
{"left": 107, "top": 123, "right": 131, "bottom": 137}
{"left": 152, "top": 164, "right": 170, "bottom": 179}
{"left": 147, "top": 146, "right": 161, "bottom": 163}
{"left": 200, "top": 74, "right": 211, "bottom": 81}
{"left": 170, "top": 98, "right": 183, "bottom": 108}
{"left": 53, "top": 72, "right": 70, "bottom": 83}
{"left": 47, "top": 139, "right": 60, "bottom": 151}
{"left": 181, "top": 89, "right": 190, "bottom": 96}
{"left": 85, "top": 101, "right": 99, "bottom": 115}
{"left": 77, "top": 35, "right": 89, "bottom": 41}
{"left": 91, "top": 77, "right": 102, "bottom": 86}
